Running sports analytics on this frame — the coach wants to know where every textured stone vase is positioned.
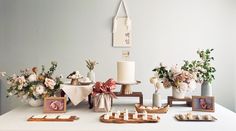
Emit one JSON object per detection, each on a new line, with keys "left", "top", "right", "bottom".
{"left": 172, "top": 87, "right": 186, "bottom": 99}
{"left": 152, "top": 92, "right": 162, "bottom": 107}
{"left": 201, "top": 81, "right": 212, "bottom": 96}
{"left": 28, "top": 98, "right": 43, "bottom": 107}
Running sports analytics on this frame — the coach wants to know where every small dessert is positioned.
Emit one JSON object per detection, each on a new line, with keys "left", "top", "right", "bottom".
{"left": 142, "top": 111, "right": 148, "bottom": 120}
{"left": 108, "top": 112, "right": 113, "bottom": 117}
{"left": 67, "top": 71, "right": 82, "bottom": 79}
{"left": 204, "top": 115, "right": 212, "bottom": 120}
{"left": 133, "top": 111, "right": 138, "bottom": 119}
{"left": 196, "top": 115, "right": 202, "bottom": 120}
{"left": 104, "top": 114, "right": 110, "bottom": 120}
{"left": 146, "top": 106, "right": 152, "bottom": 110}
{"left": 179, "top": 114, "right": 186, "bottom": 120}
{"left": 186, "top": 113, "right": 193, "bottom": 120}
{"left": 58, "top": 115, "right": 71, "bottom": 119}
{"left": 79, "top": 77, "right": 92, "bottom": 84}
{"left": 114, "top": 113, "right": 119, "bottom": 119}
{"left": 140, "top": 106, "right": 145, "bottom": 109}
{"left": 124, "top": 113, "right": 129, "bottom": 120}
{"left": 117, "top": 110, "right": 120, "bottom": 116}
{"left": 125, "top": 109, "right": 128, "bottom": 114}
{"left": 152, "top": 107, "right": 159, "bottom": 110}
{"left": 32, "top": 114, "right": 46, "bottom": 119}
{"left": 152, "top": 114, "right": 157, "bottom": 120}
{"left": 45, "top": 114, "right": 58, "bottom": 119}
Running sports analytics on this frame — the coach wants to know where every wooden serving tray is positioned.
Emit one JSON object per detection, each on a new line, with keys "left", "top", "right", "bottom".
{"left": 27, "top": 116, "right": 79, "bottom": 122}
{"left": 100, "top": 113, "right": 160, "bottom": 124}
{"left": 135, "top": 104, "right": 169, "bottom": 113}
{"left": 175, "top": 114, "right": 217, "bottom": 122}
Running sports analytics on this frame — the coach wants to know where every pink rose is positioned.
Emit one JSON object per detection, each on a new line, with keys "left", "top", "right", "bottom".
{"left": 49, "top": 100, "right": 64, "bottom": 111}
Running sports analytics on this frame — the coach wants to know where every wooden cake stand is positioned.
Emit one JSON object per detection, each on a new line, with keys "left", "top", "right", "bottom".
{"left": 113, "top": 81, "right": 143, "bottom": 105}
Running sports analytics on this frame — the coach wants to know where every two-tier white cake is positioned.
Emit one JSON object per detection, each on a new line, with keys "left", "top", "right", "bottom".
{"left": 117, "top": 61, "right": 136, "bottom": 84}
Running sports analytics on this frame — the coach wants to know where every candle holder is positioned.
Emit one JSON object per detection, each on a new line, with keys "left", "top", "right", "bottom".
{"left": 116, "top": 81, "right": 141, "bottom": 95}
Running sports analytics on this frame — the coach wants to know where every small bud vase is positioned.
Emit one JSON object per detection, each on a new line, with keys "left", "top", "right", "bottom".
{"left": 152, "top": 91, "right": 162, "bottom": 107}
{"left": 87, "top": 70, "right": 95, "bottom": 83}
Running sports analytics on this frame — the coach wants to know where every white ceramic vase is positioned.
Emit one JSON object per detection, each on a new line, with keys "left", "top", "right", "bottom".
{"left": 28, "top": 98, "right": 43, "bottom": 107}
{"left": 172, "top": 87, "right": 186, "bottom": 99}
{"left": 201, "top": 81, "right": 212, "bottom": 96}
{"left": 87, "top": 70, "right": 95, "bottom": 83}
{"left": 152, "top": 92, "right": 162, "bottom": 107}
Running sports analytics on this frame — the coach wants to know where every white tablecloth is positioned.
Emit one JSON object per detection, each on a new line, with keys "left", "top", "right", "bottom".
{"left": 60, "top": 84, "right": 93, "bottom": 105}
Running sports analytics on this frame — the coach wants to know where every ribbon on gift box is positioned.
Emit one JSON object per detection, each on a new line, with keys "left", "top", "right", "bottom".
{"left": 92, "top": 78, "right": 117, "bottom": 98}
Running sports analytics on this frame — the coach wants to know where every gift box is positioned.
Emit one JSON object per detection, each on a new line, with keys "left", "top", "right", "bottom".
{"left": 92, "top": 78, "right": 116, "bottom": 112}
{"left": 93, "top": 93, "right": 112, "bottom": 112}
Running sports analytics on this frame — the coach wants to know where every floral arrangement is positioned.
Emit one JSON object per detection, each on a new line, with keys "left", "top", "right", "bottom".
{"left": 0, "top": 61, "right": 63, "bottom": 101}
{"left": 182, "top": 49, "right": 216, "bottom": 83}
{"left": 85, "top": 59, "right": 98, "bottom": 71}
{"left": 152, "top": 63, "right": 197, "bottom": 92}
{"left": 92, "top": 78, "right": 117, "bottom": 98}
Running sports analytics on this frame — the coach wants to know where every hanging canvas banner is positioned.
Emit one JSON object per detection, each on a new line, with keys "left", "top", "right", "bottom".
{"left": 112, "top": 0, "right": 132, "bottom": 47}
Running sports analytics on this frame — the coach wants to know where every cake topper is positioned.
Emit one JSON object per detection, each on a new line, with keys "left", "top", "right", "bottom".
{"left": 122, "top": 50, "right": 130, "bottom": 60}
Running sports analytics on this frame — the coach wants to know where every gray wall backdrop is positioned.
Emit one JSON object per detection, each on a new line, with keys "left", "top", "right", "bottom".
{"left": 0, "top": 0, "right": 236, "bottom": 114}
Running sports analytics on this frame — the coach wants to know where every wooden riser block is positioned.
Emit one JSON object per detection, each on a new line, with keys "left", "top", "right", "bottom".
{"left": 167, "top": 96, "right": 192, "bottom": 107}
{"left": 112, "top": 92, "right": 143, "bottom": 105}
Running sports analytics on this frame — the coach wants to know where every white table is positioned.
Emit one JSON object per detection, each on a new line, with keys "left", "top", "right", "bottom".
{"left": 0, "top": 100, "right": 236, "bottom": 131}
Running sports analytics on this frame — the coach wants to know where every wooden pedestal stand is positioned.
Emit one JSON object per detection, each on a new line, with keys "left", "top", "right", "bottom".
{"left": 167, "top": 96, "right": 192, "bottom": 107}
{"left": 113, "top": 81, "right": 143, "bottom": 105}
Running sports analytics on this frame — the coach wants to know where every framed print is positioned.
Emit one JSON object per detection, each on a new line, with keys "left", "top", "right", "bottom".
{"left": 192, "top": 96, "right": 215, "bottom": 112}
{"left": 44, "top": 97, "right": 66, "bottom": 113}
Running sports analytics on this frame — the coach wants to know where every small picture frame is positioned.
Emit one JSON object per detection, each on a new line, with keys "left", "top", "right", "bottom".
{"left": 192, "top": 96, "right": 215, "bottom": 112}
{"left": 44, "top": 97, "right": 66, "bottom": 113}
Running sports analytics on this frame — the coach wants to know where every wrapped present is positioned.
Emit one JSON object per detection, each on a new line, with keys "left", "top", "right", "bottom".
{"left": 93, "top": 93, "right": 112, "bottom": 112}
{"left": 92, "top": 79, "right": 116, "bottom": 112}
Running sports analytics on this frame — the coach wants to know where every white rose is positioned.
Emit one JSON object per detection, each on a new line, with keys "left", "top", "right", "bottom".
{"left": 8, "top": 92, "right": 13, "bottom": 96}
{"left": 17, "top": 76, "right": 26, "bottom": 85}
{"left": 33, "top": 91, "right": 39, "bottom": 97}
{"left": 171, "top": 65, "right": 181, "bottom": 74}
{"left": 36, "top": 85, "right": 45, "bottom": 95}
{"left": 149, "top": 77, "right": 158, "bottom": 84}
{"left": 44, "top": 78, "right": 56, "bottom": 89}
{"left": 155, "top": 82, "right": 162, "bottom": 89}
{"left": 18, "top": 85, "right": 23, "bottom": 90}
{"left": 28, "top": 73, "right": 37, "bottom": 82}
{"left": 0, "top": 72, "right": 6, "bottom": 77}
